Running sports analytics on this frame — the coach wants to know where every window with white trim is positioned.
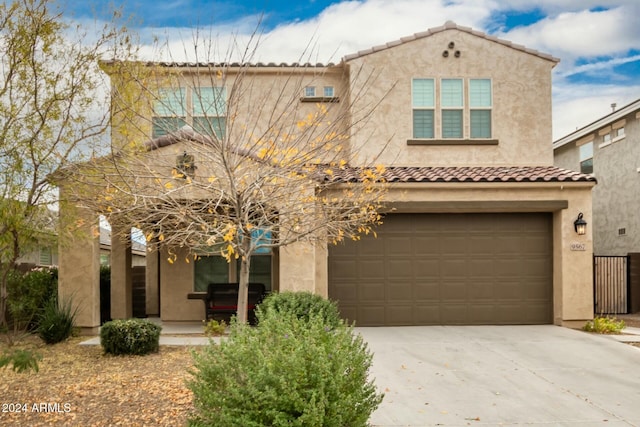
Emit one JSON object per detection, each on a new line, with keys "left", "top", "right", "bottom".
{"left": 152, "top": 87, "right": 226, "bottom": 138}
{"left": 412, "top": 78, "right": 435, "bottom": 138}
{"left": 469, "top": 79, "right": 492, "bottom": 138}
{"left": 579, "top": 141, "right": 593, "bottom": 174}
{"left": 192, "top": 87, "right": 226, "bottom": 138}
{"left": 411, "top": 78, "right": 492, "bottom": 140}
{"left": 304, "top": 86, "right": 316, "bottom": 97}
{"left": 152, "top": 88, "right": 186, "bottom": 138}
{"left": 323, "top": 86, "right": 334, "bottom": 97}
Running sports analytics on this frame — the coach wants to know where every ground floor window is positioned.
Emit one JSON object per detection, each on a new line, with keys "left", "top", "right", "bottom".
{"left": 194, "top": 255, "right": 273, "bottom": 292}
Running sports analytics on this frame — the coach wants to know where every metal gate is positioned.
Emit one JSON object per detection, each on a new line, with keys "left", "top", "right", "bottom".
{"left": 593, "top": 255, "right": 629, "bottom": 314}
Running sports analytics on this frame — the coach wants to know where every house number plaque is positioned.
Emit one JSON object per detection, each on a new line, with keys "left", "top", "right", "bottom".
{"left": 570, "top": 242, "right": 586, "bottom": 251}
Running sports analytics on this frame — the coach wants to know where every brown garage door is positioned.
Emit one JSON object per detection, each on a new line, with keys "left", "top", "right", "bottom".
{"left": 328, "top": 213, "right": 553, "bottom": 325}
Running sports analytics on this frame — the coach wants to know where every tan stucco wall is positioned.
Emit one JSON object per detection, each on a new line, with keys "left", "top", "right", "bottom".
{"left": 346, "top": 29, "right": 556, "bottom": 167}
{"left": 159, "top": 246, "right": 203, "bottom": 321}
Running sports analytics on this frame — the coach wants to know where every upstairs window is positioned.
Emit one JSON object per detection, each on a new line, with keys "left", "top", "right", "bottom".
{"left": 441, "top": 79, "right": 463, "bottom": 138}
{"left": 323, "top": 86, "right": 335, "bottom": 97}
{"left": 469, "top": 79, "right": 492, "bottom": 138}
{"left": 579, "top": 141, "right": 593, "bottom": 174}
{"left": 192, "top": 87, "right": 227, "bottom": 139}
{"left": 411, "top": 78, "right": 492, "bottom": 140}
{"left": 412, "top": 78, "right": 435, "bottom": 138}
{"left": 152, "top": 88, "right": 186, "bottom": 138}
{"left": 304, "top": 86, "right": 316, "bottom": 97}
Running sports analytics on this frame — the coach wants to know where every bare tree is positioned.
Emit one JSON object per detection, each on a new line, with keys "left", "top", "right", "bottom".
{"left": 0, "top": 0, "right": 135, "bottom": 327}
{"left": 66, "top": 29, "right": 390, "bottom": 324}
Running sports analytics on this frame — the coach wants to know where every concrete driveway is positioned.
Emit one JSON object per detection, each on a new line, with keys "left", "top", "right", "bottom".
{"left": 357, "top": 326, "right": 640, "bottom": 426}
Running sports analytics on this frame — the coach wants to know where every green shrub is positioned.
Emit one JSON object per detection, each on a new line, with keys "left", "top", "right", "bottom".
{"left": 100, "top": 319, "right": 162, "bottom": 355}
{"left": 188, "top": 314, "right": 383, "bottom": 427}
{"left": 583, "top": 316, "right": 626, "bottom": 334}
{"left": 37, "top": 296, "right": 77, "bottom": 344}
{"left": 7, "top": 268, "right": 58, "bottom": 331}
{"left": 203, "top": 319, "right": 227, "bottom": 336}
{"left": 0, "top": 348, "right": 42, "bottom": 373}
{"left": 256, "top": 291, "right": 342, "bottom": 328}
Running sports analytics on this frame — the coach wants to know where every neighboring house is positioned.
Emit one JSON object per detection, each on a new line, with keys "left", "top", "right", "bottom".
{"left": 554, "top": 98, "right": 640, "bottom": 256}
{"left": 16, "top": 245, "right": 58, "bottom": 270}
{"left": 58, "top": 22, "right": 595, "bottom": 333}
{"left": 99, "top": 227, "right": 146, "bottom": 267}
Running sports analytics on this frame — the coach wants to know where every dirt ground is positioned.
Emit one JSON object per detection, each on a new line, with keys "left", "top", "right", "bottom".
{"left": 0, "top": 335, "right": 198, "bottom": 427}
{"left": 2, "top": 317, "right": 640, "bottom": 426}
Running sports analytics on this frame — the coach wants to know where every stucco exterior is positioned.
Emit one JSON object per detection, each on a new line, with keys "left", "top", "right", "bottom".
{"left": 59, "top": 22, "right": 595, "bottom": 330}
{"left": 554, "top": 99, "right": 640, "bottom": 256}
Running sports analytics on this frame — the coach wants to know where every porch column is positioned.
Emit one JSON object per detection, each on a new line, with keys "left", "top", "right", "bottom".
{"left": 145, "top": 242, "right": 160, "bottom": 316}
{"left": 280, "top": 241, "right": 323, "bottom": 295}
{"left": 58, "top": 198, "right": 100, "bottom": 334}
{"left": 110, "top": 223, "right": 132, "bottom": 319}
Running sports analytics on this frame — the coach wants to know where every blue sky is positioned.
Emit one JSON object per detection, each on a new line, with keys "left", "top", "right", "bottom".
{"left": 62, "top": 0, "right": 640, "bottom": 140}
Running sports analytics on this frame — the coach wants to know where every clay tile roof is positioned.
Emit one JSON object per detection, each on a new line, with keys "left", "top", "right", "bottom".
{"left": 327, "top": 166, "right": 596, "bottom": 184}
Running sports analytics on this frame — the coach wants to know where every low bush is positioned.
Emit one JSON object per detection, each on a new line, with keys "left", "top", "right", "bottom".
{"left": 256, "top": 291, "right": 342, "bottom": 328}
{"left": 37, "top": 297, "right": 77, "bottom": 344}
{"left": 203, "top": 319, "right": 227, "bottom": 336}
{"left": 582, "top": 316, "right": 626, "bottom": 334}
{"left": 188, "top": 313, "right": 383, "bottom": 427}
{"left": 100, "top": 319, "right": 162, "bottom": 355}
{"left": 7, "top": 267, "right": 58, "bottom": 331}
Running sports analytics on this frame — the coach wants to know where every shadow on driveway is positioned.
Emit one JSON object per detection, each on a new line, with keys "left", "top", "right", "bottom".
{"left": 358, "top": 325, "right": 640, "bottom": 427}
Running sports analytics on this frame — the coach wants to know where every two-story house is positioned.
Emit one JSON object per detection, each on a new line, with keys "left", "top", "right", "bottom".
{"left": 58, "top": 22, "right": 595, "bottom": 333}
{"left": 554, "top": 98, "right": 640, "bottom": 313}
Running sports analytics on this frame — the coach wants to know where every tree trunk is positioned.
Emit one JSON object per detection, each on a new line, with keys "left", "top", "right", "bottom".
{"left": 0, "top": 231, "right": 20, "bottom": 327}
{"left": 236, "top": 255, "right": 251, "bottom": 324}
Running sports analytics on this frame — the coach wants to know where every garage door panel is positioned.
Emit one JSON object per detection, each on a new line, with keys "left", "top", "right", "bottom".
{"left": 359, "top": 260, "right": 385, "bottom": 279}
{"left": 414, "top": 305, "right": 441, "bottom": 324}
{"left": 386, "top": 281, "right": 413, "bottom": 302}
{"left": 440, "top": 282, "right": 469, "bottom": 300}
{"left": 358, "top": 306, "right": 386, "bottom": 326}
{"left": 469, "top": 260, "right": 496, "bottom": 277}
{"left": 414, "top": 236, "right": 440, "bottom": 255}
{"left": 360, "top": 238, "right": 385, "bottom": 256}
{"left": 440, "top": 236, "right": 470, "bottom": 254}
{"left": 387, "top": 259, "right": 412, "bottom": 278}
{"left": 415, "top": 260, "right": 440, "bottom": 278}
{"left": 385, "top": 305, "right": 414, "bottom": 324}
{"left": 441, "top": 259, "right": 469, "bottom": 277}
{"left": 331, "top": 259, "right": 358, "bottom": 279}
{"left": 414, "top": 282, "right": 440, "bottom": 299}
{"left": 468, "top": 281, "right": 496, "bottom": 300}
{"left": 386, "top": 237, "right": 413, "bottom": 256}
{"left": 440, "top": 304, "right": 470, "bottom": 324}
{"left": 330, "top": 282, "right": 358, "bottom": 303}
{"left": 359, "top": 282, "right": 385, "bottom": 302}
{"left": 329, "top": 213, "right": 553, "bottom": 326}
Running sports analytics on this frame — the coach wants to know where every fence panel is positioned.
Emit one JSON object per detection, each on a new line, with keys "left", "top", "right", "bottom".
{"left": 594, "top": 255, "right": 628, "bottom": 314}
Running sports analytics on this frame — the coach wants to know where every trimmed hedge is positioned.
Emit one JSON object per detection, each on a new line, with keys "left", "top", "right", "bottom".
{"left": 188, "top": 310, "right": 383, "bottom": 426}
{"left": 256, "top": 291, "right": 342, "bottom": 328}
{"left": 100, "top": 319, "right": 162, "bottom": 355}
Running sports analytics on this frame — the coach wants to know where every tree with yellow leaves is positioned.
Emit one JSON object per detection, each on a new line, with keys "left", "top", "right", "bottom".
{"left": 65, "top": 29, "right": 391, "bottom": 324}
{"left": 0, "top": 0, "right": 135, "bottom": 327}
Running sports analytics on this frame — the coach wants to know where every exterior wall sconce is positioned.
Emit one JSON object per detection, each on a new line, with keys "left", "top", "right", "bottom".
{"left": 175, "top": 151, "right": 196, "bottom": 179}
{"left": 574, "top": 212, "right": 587, "bottom": 235}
